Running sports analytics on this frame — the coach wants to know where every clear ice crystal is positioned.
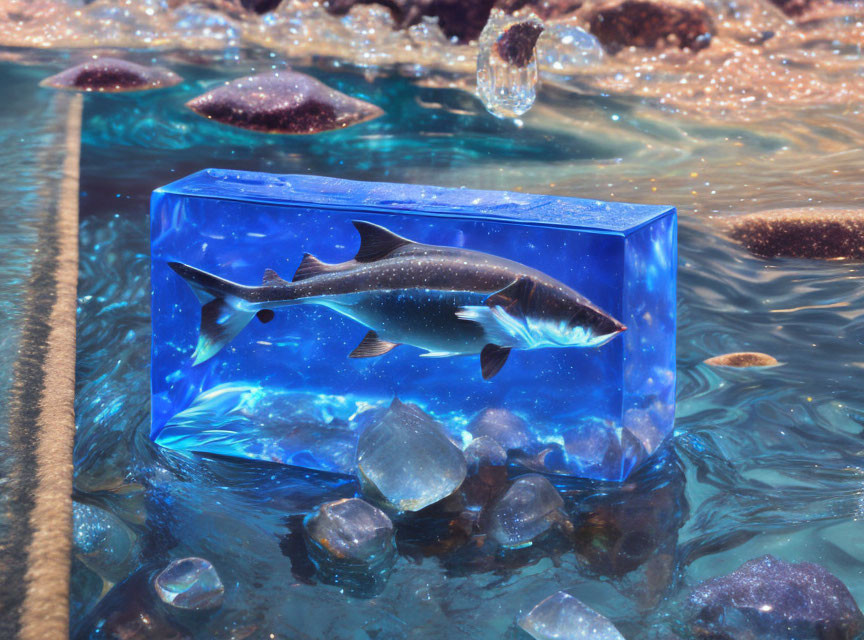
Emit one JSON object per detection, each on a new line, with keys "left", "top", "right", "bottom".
{"left": 468, "top": 408, "right": 531, "bottom": 452}
{"left": 476, "top": 9, "right": 545, "bottom": 119}
{"left": 356, "top": 398, "right": 467, "bottom": 512}
{"left": 153, "top": 557, "right": 225, "bottom": 611}
{"left": 487, "top": 474, "right": 563, "bottom": 548}
{"left": 519, "top": 591, "right": 626, "bottom": 640}
{"left": 304, "top": 498, "right": 395, "bottom": 564}
{"left": 464, "top": 435, "right": 508, "bottom": 470}
{"left": 72, "top": 501, "right": 136, "bottom": 581}
{"left": 538, "top": 20, "right": 605, "bottom": 73}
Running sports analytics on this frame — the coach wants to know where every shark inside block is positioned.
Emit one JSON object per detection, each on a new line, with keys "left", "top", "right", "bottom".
{"left": 150, "top": 170, "right": 676, "bottom": 482}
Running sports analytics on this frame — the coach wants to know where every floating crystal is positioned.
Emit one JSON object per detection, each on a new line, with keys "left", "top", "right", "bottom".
{"left": 487, "top": 474, "right": 563, "bottom": 548}
{"left": 538, "top": 20, "right": 604, "bottom": 73}
{"left": 153, "top": 557, "right": 225, "bottom": 611}
{"left": 356, "top": 398, "right": 467, "bottom": 512}
{"left": 519, "top": 591, "right": 626, "bottom": 640}
{"left": 476, "top": 10, "right": 545, "bottom": 118}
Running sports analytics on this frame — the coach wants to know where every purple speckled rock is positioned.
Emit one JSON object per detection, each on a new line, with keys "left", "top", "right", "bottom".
{"left": 687, "top": 555, "right": 864, "bottom": 639}
{"left": 185, "top": 71, "right": 384, "bottom": 135}
{"left": 40, "top": 58, "right": 182, "bottom": 93}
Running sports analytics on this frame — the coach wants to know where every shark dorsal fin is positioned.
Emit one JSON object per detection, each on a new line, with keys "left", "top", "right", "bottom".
{"left": 263, "top": 268, "right": 289, "bottom": 286}
{"left": 292, "top": 253, "right": 338, "bottom": 282}
{"left": 352, "top": 220, "right": 414, "bottom": 262}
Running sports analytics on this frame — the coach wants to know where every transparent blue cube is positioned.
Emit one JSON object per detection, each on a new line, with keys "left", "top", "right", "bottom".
{"left": 151, "top": 169, "right": 676, "bottom": 482}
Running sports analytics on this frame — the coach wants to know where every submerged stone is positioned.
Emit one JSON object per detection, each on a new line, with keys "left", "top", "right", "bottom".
{"left": 185, "top": 70, "right": 384, "bottom": 134}
{"left": 477, "top": 10, "right": 545, "bottom": 118}
{"left": 704, "top": 352, "right": 779, "bottom": 368}
{"left": 153, "top": 557, "right": 225, "bottom": 611}
{"left": 462, "top": 436, "right": 509, "bottom": 510}
{"left": 687, "top": 555, "right": 864, "bottom": 639}
{"left": 304, "top": 498, "right": 394, "bottom": 564}
{"left": 356, "top": 398, "right": 467, "bottom": 512}
{"left": 728, "top": 209, "right": 864, "bottom": 260}
{"left": 587, "top": 0, "right": 713, "bottom": 52}
{"left": 488, "top": 474, "right": 563, "bottom": 547}
{"left": 72, "top": 501, "right": 136, "bottom": 582}
{"left": 519, "top": 590, "right": 626, "bottom": 640}
{"left": 40, "top": 58, "right": 182, "bottom": 93}
{"left": 468, "top": 408, "right": 530, "bottom": 452}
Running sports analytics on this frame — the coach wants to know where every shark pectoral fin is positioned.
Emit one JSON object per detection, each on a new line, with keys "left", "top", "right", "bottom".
{"left": 349, "top": 331, "right": 400, "bottom": 358}
{"left": 194, "top": 298, "right": 256, "bottom": 365}
{"left": 480, "top": 344, "right": 511, "bottom": 380}
{"left": 484, "top": 277, "right": 536, "bottom": 317}
{"left": 256, "top": 309, "right": 275, "bottom": 323}
{"left": 352, "top": 221, "right": 414, "bottom": 262}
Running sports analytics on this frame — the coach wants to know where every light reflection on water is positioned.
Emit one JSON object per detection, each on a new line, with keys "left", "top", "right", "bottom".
{"left": 0, "top": 29, "right": 849, "bottom": 638}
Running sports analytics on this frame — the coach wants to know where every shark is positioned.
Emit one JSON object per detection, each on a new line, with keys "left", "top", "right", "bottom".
{"left": 168, "top": 220, "right": 626, "bottom": 380}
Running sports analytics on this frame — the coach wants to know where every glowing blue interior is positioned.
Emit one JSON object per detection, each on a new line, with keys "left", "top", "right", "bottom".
{"left": 151, "top": 169, "right": 676, "bottom": 481}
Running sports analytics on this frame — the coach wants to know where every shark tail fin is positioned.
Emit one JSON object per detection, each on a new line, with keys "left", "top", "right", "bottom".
{"left": 168, "top": 262, "right": 257, "bottom": 365}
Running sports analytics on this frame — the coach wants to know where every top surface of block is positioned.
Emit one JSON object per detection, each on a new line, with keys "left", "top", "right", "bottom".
{"left": 156, "top": 169, "right": 673, "bottom": 234}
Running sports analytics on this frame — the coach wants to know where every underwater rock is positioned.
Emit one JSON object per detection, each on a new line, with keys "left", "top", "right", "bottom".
{"left": 356, "top": 398, "right": 467, "bottom": 512}
{"left": 185, "top": 70, "right": 384, "bottom": 134}
{"left": 704, "top": 352, "right": 778, "bottom": 367}
{"left": 477, "top": 10, "right": 545, "bottom": 118}
{"left": 153, "top": 557, "right": 225, "bottom": 611}
{"left": 488, "top": 474, "right": 564, "bottom": 547}
{"left": 240, "top": 0, "right": 283, "bottom": 13}
{"left": 468, "top": 408, "right": 531, "bottom": 452}
{"left": 304, "top": 498, "right": 395, "bottom": 564}
{"left": 40, "top": 57, "right": 182, "bottom": 93}
{"left": 519, "top": 590, "right": 626, "bottom": 640}
{"left": 767, "top": 0, "right": 816, "bottom": 16}
{"left": 72, "top": 501, "right": 136, "bottom": 582}
{"left": 326, "top": 0, "right": 498, "bottom": 42}
{"left": 555, "top": 422, "right": 647, "bottom": 480}
{"left": 687, "top": 555, "right": 864, "bottom": 639}
{"left": 728, "top": 209, "right": 864, "bottom": 260}
{"left": 587, "top": 0, "right": 714, "bottom": 52}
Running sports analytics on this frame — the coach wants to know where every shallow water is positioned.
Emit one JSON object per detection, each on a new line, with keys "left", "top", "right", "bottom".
{"left": 0, "top": 4, "right": 861, "bottom": 634}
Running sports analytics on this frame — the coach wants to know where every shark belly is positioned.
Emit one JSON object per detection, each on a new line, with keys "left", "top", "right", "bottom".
{"left": 309, "top": 289, "right": 490, "bottom": 356}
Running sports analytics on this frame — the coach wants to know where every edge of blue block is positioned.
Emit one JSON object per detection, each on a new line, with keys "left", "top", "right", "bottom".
{"left": 155, "top": 169, "right": 674, "bottom": 235}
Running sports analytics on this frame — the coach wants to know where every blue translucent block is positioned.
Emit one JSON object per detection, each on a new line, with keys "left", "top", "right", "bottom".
{"left": 151, "top": 169, "right": 676, "bottom": 482}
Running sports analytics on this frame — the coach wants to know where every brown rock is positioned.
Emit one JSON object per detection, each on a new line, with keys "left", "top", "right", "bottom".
{"left": 185, "top": 70, "right": 383, "bottom": 134}
{"left": 728, "top": 209, "right": 864, "bottom": 260}
{"left": 704, "top": 352, "right": 779, "bottom": 367}
{"left": 768, "top": 0, "right": 815, "bottom": 16}
{"left": 40, "top": 58, "right": 182, "bottom": 93}
{"left": 495, "top": 20, "right": 545, "bottom": 67}
{"left": 587, "top": 0, "right": 714, "bottom": 52}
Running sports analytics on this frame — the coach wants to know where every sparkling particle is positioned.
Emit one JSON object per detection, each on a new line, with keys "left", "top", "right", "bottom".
{"left": 185, "top": 70, "right": 384, "bottom": 134}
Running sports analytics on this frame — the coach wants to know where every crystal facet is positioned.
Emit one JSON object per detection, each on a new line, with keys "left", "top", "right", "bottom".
{"left": 487, "top": 474, "right": 564, "bottom": 548}
{"left": 356, "top": 399, "right": 467, "bottom": 511}
{"left": 519, "top": 591, "right": 626, "bottom": 640}
{"left": 153, "top": 557, "right": 225, "bottom": 611}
